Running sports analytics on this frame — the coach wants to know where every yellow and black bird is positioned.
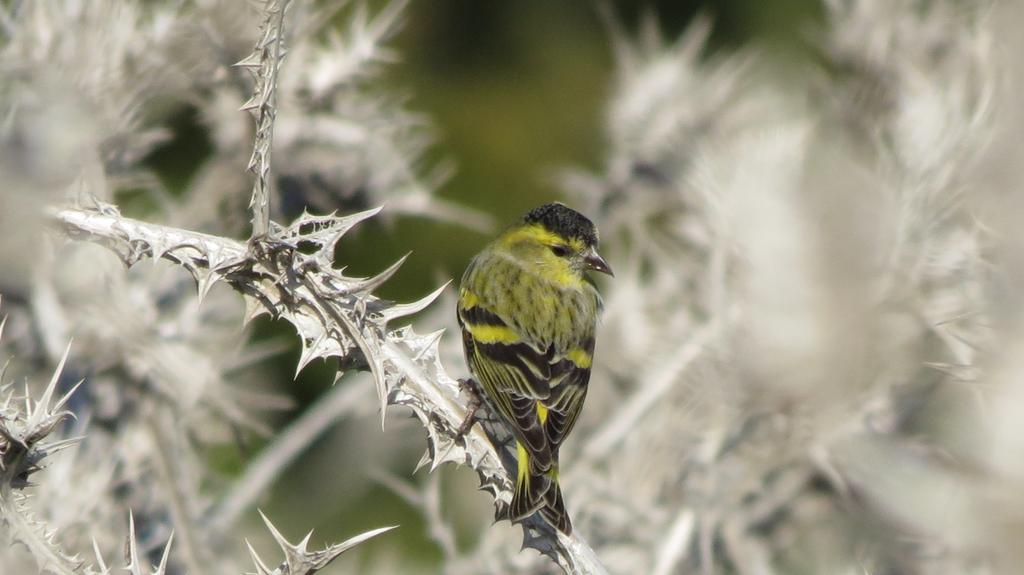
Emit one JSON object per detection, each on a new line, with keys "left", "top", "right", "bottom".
{"left": 457, "top": 202, "right": 612, "bottom": 533}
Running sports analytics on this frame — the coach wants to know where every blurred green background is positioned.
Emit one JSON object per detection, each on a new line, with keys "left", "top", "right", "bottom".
{"left": 149, "top": 0, "right": 822, "bottom": 303}
{"left": 149, "top": 0, "right": 823, "bottom": 569}
{"left": 364, "top": 0, "right": 821, "bottom": 304}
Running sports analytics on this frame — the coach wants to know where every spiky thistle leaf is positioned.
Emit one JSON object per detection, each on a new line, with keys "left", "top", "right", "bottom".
{"left": 245, "top": 511, "right": 396, "bottom": 575}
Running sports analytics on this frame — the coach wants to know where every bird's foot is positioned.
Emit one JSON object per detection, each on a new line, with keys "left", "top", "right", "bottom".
{"left": 456, "top": 378, "right": 483, "bottom": 441}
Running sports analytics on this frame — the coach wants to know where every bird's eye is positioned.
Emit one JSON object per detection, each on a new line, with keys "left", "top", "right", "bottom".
{"left": 550, "top": 245, "right": 571, "bottom": 257}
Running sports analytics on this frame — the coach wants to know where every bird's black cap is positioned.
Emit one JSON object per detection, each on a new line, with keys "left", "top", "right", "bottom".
{"left": 522, "top": 202, "right": 598, "bottom": 247}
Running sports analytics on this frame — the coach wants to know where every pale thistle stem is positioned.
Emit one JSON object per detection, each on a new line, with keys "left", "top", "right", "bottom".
{"left": 240, "top": 0, "right": 293, "bottom": 239}
{"left": 0, "top": 497, "right": 81, "bottom": 575}
{"left": 651, "top": 510, "right": 696, "bottom": 575}
{"left": 580, "top": 312, "right": 731, "bottom": 464}
{"left": 209, "top": 378, "right": 369, "bottom": 531}
{"left": 145, "top": 410, "right": 208, "bottom": 575}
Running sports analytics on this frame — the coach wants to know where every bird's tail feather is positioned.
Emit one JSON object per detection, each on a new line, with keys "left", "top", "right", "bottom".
{"left": 510, "top": 441, "right": 549, "bottom": 520}
{"left": 539, "top": 480, "right": 571, "bottom": 534}
{"left": 509, "top": 442, "right": 572, "bottom": 533}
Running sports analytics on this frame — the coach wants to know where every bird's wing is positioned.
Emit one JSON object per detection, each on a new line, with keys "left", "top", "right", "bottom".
{"left": 458, "top": 295, "right": 552, "bottom": 399}
{"left": 458, "top": 286, "right": 554, "bottom": 468}
{"left": 544, "top": 334, "right": 594, "bottom": 450}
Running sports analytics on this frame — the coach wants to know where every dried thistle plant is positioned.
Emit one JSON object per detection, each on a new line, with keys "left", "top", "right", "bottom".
{"left": 0, "top": 0, "right": 494, "bottom": 573}
{"left": 4, "top": 0, "right": 601, "bottom": 572}
{"left": 5, "top": 0, "right": 1024, "bottom": 574}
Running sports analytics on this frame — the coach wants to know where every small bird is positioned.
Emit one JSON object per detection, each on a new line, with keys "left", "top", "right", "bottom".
{"left": 457, "top": 202, "right": 612, "bottom": 533}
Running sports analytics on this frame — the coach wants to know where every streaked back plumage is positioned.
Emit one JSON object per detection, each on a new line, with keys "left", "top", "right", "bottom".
{"left": 457, "top": 203, "right": 605, "bottom": 534}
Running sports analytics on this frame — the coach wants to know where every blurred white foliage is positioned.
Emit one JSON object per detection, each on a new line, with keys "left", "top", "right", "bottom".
{"left": 548, "top": 1, "right": 1018, "bottom": 574}
{"left": 0, "top": 0, "right": 474, "bottom": 573}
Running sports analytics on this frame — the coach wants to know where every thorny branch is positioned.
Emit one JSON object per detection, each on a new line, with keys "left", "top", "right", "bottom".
{"left": 239, "top": 0, "right": 292, "bottom": 239}
{"left": 51, "top": 200, "right": 609, "bottom": 573}
{"left": 3, "top": 0, "right": 431, "bottom": 573}
{"left": 42, "top": 0, "right": 610, "bottom": 567}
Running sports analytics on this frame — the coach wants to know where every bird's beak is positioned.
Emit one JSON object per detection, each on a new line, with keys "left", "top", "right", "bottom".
{"left": 584, "top": 248, "right": 614, "bottom": 277}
